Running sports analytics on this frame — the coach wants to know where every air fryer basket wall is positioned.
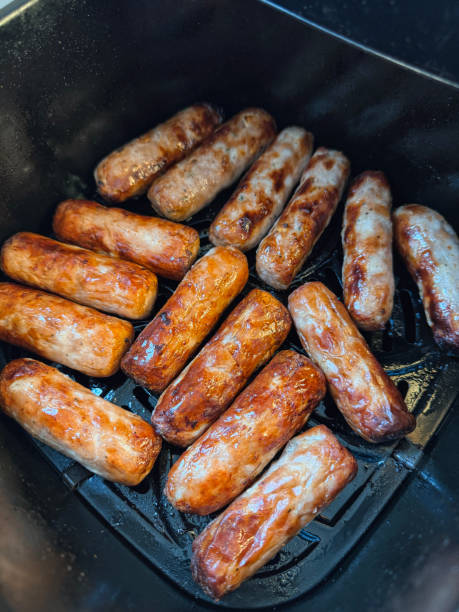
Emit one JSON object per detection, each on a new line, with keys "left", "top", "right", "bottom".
{"left": 0, "top": 0, "right": 458, "bottom": 609}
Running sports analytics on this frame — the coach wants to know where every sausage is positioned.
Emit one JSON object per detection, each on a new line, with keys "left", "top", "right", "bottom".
{"left": 209, "top": 127, "right": 314, "bottom": 251}
{"left": 148, "top": 108, "right": 276, "bottom": 221}
{"left": 0, "top": 283, "right": 133, "bottom": 377}
{"left": 1, "top": 232, "right": 157, "bottom": 320}
{"left": 288, "top": 282, "right": 416, "bottom": 443}
{"left": 53, "top": 199, "right": 200, "bottom": 281}
{"left": 152, "top": 289, "right": 291, "bottom": 447}
{"left": 394, "top": 205, "right": 459, "bottom": 352}
{"left": 191, "top": 424, "right": 357, "bottom": 600}
{"left": 256, "top": 147, "right": 350, "bottom": 290}
{"left": 121, "top": 246, "right": 248, "bottom": 392}
{"left": 165, "top": 350, "right": 326, "bottom": 515}
{"left": 94, "top": 103, "right": 221, "bottom": 202}
{"left": 342, "top": 171, "right": 394, "bottom": 330}
{"left": 0, "top": 359, "right": 161, "bottom": 485}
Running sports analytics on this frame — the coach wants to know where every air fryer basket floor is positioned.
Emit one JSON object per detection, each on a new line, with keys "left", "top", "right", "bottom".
{"left": 0, "top": 172, "right": 457, "bottom": 609}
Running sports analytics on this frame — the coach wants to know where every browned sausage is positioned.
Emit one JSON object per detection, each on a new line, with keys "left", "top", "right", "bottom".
{"left": 209, "top": 127, "right": 313, "bottom": 251}
{"left": 256, "top": 147, "right": 350, "bottom": 289}
{"left": 0, "top": 283, "right": 133, "bottom": 377}
{"left": 94, "top": 103, "right": 221, "bottom": 202}
{"left": 1, "top": 232, "right": 157, "bottom": 319}
{"left": 394, "top": 204, "right": 459, "bottom": 352}
{"left": 0, "top": 359, "right": 161, "bottom": 485}
{"left": 288, "top": 282, "right": 416, "bottom": 443}
{"left": 164, "top": 350, "right": 326, "bottom": 515}
{"left": 342, "top": 171, "right": 394, "bottom": 330}
{"left": 53, "top": 199, "right": 200, "bottom": 280}
{"left": 152, "top": 289, "right": 291, "bottom": 447}
{"left": 191, "top": 424, "right": 357, "bottom": 600}
{"left": 121, "top": 246, "right": 248, "bottom": 392}
{"left": 148, "top": 108, "right": 276, "bottom": 221}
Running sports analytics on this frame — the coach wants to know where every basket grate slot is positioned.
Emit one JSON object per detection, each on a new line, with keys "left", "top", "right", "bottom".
{"left": 399, "top": 289, "right": 418, "bottom": 344}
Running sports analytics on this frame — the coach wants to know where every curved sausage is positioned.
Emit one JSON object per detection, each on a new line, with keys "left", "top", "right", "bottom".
{"left": 152, "top": 289, "right": 291, "bottom": 447}
{"left": 288, "top": 282, "right": 416, "bottom": 443}
{"left": 256, "top": 147, "right": 350, "bottom": 290}
{"left": 53, "top": 199, "right": 200, "bottom": 281}
{"left": 0, "top": 283, "right": 133, "bottom": 377}
{"left": 342, "top": 171, "right": 394, "bottom": 330}
{"left": 148, "top": 108, "right": 276, "bottom": 221}
{"left": 191, "top": 424, "right": 357, "bottom": 600}
{"left": 94, "top": 103, "right": 221, "bottom": 202}
{"left": 122, "top": 246, "right": 248, "bottom": 392}
{"left": 394, "top": 204, "right": 459, "bottom": 352}
{"left": 165, "top": 350, "right": 326, "bottom": 515}
{"left": 0, "top": 359, "right": 161, "bottom": 485}
{"left": 1, "top": 232, "right": 157, "bottom": 320}
{"left": 209, "top": 127, "right": 313, "bottom": 251}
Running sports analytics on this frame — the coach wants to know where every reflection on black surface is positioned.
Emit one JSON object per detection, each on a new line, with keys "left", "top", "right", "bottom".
{"left": 388, "top": 544, "right": 459, "bottom": 612}
{"left": 0, "top": 443, "right": 60, "bottom": 611}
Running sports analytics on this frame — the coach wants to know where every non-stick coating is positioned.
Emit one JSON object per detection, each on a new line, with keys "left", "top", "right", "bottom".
{"left": 0, "top": 0, "right": 458, "bottom": 609}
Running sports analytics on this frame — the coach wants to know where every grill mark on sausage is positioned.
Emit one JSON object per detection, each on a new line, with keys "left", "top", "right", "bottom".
{"left": 346, "top": 259, "right": 365, "bottom": 298}
{"left": 269, "top": 167, "right": 287, "bottom": 192}
{"left": 295, "top": 187, "right": 339, "bottom": 234}
{"left": 342, "top": 201, "right": 359, "bottom": 246}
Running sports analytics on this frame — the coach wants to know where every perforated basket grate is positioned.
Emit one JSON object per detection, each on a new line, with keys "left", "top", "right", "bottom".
{"left": 1, "top": 185, "right": 458, "bottom": 609}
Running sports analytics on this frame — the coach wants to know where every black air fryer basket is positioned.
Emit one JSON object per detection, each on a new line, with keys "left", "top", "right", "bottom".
{"left": 0, "top": 1, "right": 458, "bottom": 611}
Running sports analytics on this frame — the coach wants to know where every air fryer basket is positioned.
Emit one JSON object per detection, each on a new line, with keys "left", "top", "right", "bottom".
{"left": 0, "top": 0, "right": 458, "bottom": 609}
{"left": 2, "top": 191, "right": 457, "bottom": 608}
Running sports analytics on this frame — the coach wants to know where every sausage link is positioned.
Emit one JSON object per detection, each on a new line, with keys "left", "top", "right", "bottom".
{"left": 165, "top": 350, "right": 326, "bottom": 515}
{"left": 394, "top": 205, "right": 459, "bottom": 352}
{"left": 288, "top": 282, "right": 415, "bottom": 443}
{"left": 342, "top": 171, "right": 394, "bottom": 330}
{"left": 53, "top": 199, "right": 200, "bottom": 281}
{"left": 0, "top": 283, "right": 133, "bottom": 377}
{"left": 121, "top": 246, "right": 248, "bottom": 392}
{"left": 148, "top": 108, "right": 276, "bottom": 221}
{"left": 152, "top": 289, "right": 291, "bottom": 446}
{"left": 0, "top": 359, "right": 161, "bottom": 485}
{"left": 191, "top": 424, "right": 357, "bottom": 600}
{"left": 209, "top": 127, "right": 313, "bottom": 251}
{"left": 94, "top": 103, "right": 221, "bottom": 202}
{"left": 1, "top": 232, "right": 157, "bottom": 320}
{"left": 256, "top": 147, "right": 350, "bottom": 289}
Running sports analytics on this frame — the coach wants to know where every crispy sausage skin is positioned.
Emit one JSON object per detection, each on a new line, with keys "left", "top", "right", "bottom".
{"left": 288, "top": 282, "right": 415, "bottom": 443}
{"left": 1, "top": 232, "right": 157, "bottom": 319}
{"left": 148, "top": 108, "right": 276, "bottom": 221}
{"left": 94, "top": 103, "right": 222, "bottom": 202}
{"left": 342, "top": 171, "right": 394, "bottom": 331}
{"left": 191, "top": 424, "right": 357, "bottom": 600}
{"left": 209, "top": 127, "right": 314, "bottom": 251}
{"left": 0, "top": 359, "right": 161, "bottom": 485}
{"left": 165, "top": 350, "right": 326, "bottom": 515}
{"left": 152, "top": 289, "right": 291, "bottom": 447}
{"left": 53, "top": 199, "right": 200, "bottom": 281}
{"left": 121, "top": 247, "right": 248, "bottom": 392}
{"left": 394, "top": 205, "right": 459, "bottom": 352}
{"left": 256, "top": 147, "right": 350, "bottom": 290}
{"left": 0, "top": 283, "right": 133, "bottom": 377}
